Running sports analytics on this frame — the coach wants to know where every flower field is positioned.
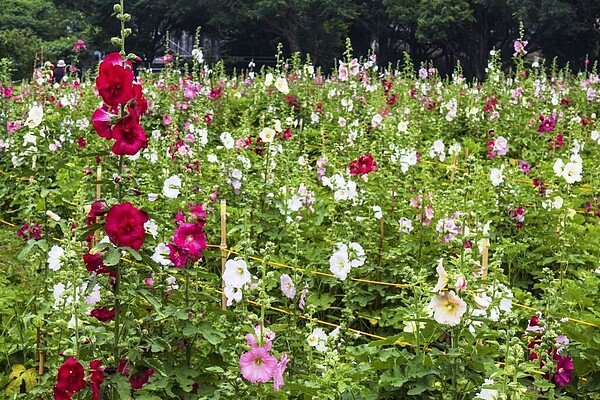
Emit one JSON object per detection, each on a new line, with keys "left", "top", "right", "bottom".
{"left": 2, "top": 29, "right": 600, "bottom": 399}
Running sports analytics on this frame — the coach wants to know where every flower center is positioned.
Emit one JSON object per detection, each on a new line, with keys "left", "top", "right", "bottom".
{"left": 253, "top": 357, "right": 264, "bottom": 366}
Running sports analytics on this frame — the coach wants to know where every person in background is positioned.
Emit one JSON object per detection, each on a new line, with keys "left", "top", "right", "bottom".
{"left": 54, "top": 59, "right": 66, "bottom": 83}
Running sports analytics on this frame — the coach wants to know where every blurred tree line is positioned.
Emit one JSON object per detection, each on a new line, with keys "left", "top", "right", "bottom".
{"left": 1, "top": 0, "right": 599, "bottom": 81}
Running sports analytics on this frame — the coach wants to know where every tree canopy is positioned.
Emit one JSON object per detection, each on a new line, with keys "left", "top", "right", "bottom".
{"left": 1, "top": 0, "right": 599, "bottom": 81}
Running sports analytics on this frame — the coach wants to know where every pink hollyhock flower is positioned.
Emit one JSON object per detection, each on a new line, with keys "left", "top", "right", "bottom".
{"left": 239, "top": 346, "right": 278, "bottom": 383}
{"left": 432, "top": 258, "right": 448, "bottom": 293}
{"left": 6, "top": 120, "right": 21, "bottom": 133}
{"left": 513, "top": 40, "right": 528, "bottom": 56}
{"left": 92, "top": 106, "right": 116, "bottom": 139}
{"left": 280, "top": 274, "right": 296, "bottom": 298}
{"left": 429, "top": 291, "right": 467, "bottom": 326}
{"left": 298, "top": 283, "right": 309, "bottom": 310}
{"left": 273, "top": 354, "right": 290, "bottom": 392}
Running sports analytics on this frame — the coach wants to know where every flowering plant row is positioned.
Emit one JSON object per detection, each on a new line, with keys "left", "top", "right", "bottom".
{"left": 1, "top": 19, "right": 600, "bottom": 399}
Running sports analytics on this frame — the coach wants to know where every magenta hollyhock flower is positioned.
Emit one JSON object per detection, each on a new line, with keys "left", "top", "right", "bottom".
{"left": 92, "top": 106, "right": 116, "bottom": 139}
{"left": 173, "top": 222, "right": 207, "bottom": 258}
{"left": 110, "top": 110, "right": 148, "bottom": 156}
{"left": 167, "top": 243, "right": 189, "bottom": 268}
{"left": 273, "top": 354, "right": 290, "bottom": 392}
{"left": 537, "top": 114, "right": 556, "bottom": 133}
{"left": 239, "top": 346, "right": 278, "bottom": 383}
{"left": 552, "top": 354, "right": 574, "bottom": 387}
{"left": 519, "top": 160, "right": 531, "bottom": 174}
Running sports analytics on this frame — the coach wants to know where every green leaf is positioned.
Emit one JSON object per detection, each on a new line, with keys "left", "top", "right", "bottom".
{"left": 198, "top": 322, "right": 225, "bottom": 345}
{"left": 104, "top": 247, "right": 121, "bottom": 266}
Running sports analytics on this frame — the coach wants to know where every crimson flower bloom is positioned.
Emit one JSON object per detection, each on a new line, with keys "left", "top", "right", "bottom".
{"left": 129, "top": 368, "right": 154, "bottom": 390}
{"left": 349, "top": 153, "right": 378, "bottom": 175}
{"left": 104, "top": 202, "right": 148, "bottom": 250}
{"left": 95, "top": 53, "right": 135, "bottom": 109}
{"left": 92, "top": 106, "right": 116, "bottom": 139}
{"left": 89, "top": 360, "right": 104, "bottom": 400}
{"left": 54, "top": 358, "right": 86, "bottom": 398}
{"left": 83, "top": 253, "right": 112, "bottom": 275}
{"left": 90, "top": 306, "right": 116, "bottom": 322}
{"left": 110, "top": 110, "right": 148, "bottom": 155}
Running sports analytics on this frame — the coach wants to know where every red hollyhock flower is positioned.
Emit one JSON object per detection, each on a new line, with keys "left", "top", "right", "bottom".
{"left": 96, "top": 53, "right": 135, "bottom": 109}
{"left": 90, "top": 306, "right": 116, "bottom": 322}
{"left": 130, "top": 368, "right": 154, "bottom": 390}
{"left": 55, "top": 357, "right": 86, "bottom": 395}
{"left": 53, "top": 386, "right": 73, "bottom": 400}
{"left": 104, "top": 202, "right": 148, "bottom": 250}
{"left": 349, "top": 153, "right": 378, "bottom": 175}
{"left": 87, "top": 201, "right": 107, "bottom": 226}
{"left": 89, "top": 360, "right": 105, "bottom": 400}
{"left": 92, "top": 106, "right": 116, "bottom": 139}
{"left": 173, "top": 222, "right": 207, "bottom": 258}
{"left": 110, "top": 110, "right": 148, "bottom": 156}
{"left": 83, "top": 253, "right": 112, "bottom": 275}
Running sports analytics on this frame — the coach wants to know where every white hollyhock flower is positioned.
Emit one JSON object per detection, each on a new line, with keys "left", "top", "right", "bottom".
{"left": 265, "top": 72, "right": 274, "bottom": 87}
{"left": 224, "top": 284, "right": 243, "bottom": 306}
{"left": 163, "top": 175, "right": 182, "bottom": 199}
{"left": 432, "top": 258, "right": 448, "bottom": 293}
{"left": 223, "top": 259, "right": 251, "bottom": 288}
{"left": 562, "top": 161, "right": 582, "bottom": 184}
{"left": 274, "top": 77, "right": 289, "bottom": 94}
{"left": 259, "top": 127, "right": 276, "bottom": 143}
{"left": 307, "top": 327, "right": 328, "bottom": 352}
{"left": 25, "top": 104, "right": 44, "bottom": 128}
{"left": 490, "top": 166, "right": 504, "bottom": 186}
{"left": 329, "top": 249, "right": 351, "bottom": 280}
{"left": 47, "top": 245, "right": 65, "bottom": 271}
{"left": 220, "top": 131, "right": 235, "bottom": 149}
{"left": 151, "top": 243, "right": 172, "bottom": 266}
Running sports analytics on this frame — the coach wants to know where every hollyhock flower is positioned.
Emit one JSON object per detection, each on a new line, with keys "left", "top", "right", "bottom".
{"left": 513, "top": 39, "right": 528, "bottom": 56}
{"left": 273, "top": 354, "right": 289, "bottom": 392}
{"left": 110, "top": 111, "right": 148, "bottom": 156}
{"left": 429, "top": 291, "right": 467, "bottom": 326}
{"left": 163, "top": 175, "right": 182, "bottom": 199}
{"left": 519, "top": 160, "right": 531, "bottom": 174}
{"left": 562, "top": 161, "right": 583, "bottom": 184}
{"left": 239, "top": 346, "right": 278, "bottom": 383}
{"left": 90, "top": 306, "right": 115, "bottom": 322}
{"left": 280, "top": 274, "right": 296, "bottom": 299}
{"left": 104, "top": 202, "right": 148, "bottom": 250}
{"left": 537, "top": 114, "right": 556, "bottom": 133}
{"left": 224, "top": 284, "right": 243, "bottom": 306}
{"left": 95, "top": 53, "right": 135, "bottom": 109}
{"left": 72, "top": 39, "right": 86, "bottom": 52}
{"left": 223, "top": 259, "right": 251, "bottom": 288}
{"left": 475, "top": 378, "right": 499, "bottom": 399}
{"left": 338, "top": 61, "right": 348, "bottom": 81}
{"left": 83, "top": 253, "right": 110, "bottom": 275}
{"left": 47, "top": 245, "right": 65, "bottom": 271}
{"left": 55, "top": 358, "right": 86, "bottom": 395}
{"left": 490, "top": 166, "right": 504, "bottom": 186}
{"left": 432, "top": 258, "right": 448, "bottom": 292}
{"left": 553, "top": 355, "right": 574, "bottom": 387}
{"left": 25, "top": 104, "right": 43, "bottom": 128}
{"left": 129, "top": 369, "right": 154, "bottom": 390}
{"left": 526, "top": 315, "right": 545, "bottom": 333}
{"left": 398, "top": 217, "right": 414, "bottom": 233}
{"left": 329, "top": 249, "right": 351, "bottom": 280}
{"left": 6, "top": 120, "right": 21, "bottom": 133}
{"left": 493, "top": 136, "right": 508, "bottom": 156}
{"left": 173, "top": 222, "right": 207, "bottom": 258}
{"left": 259, "top": 127, "right": 276, "bottom": 143}
{"left": 89, "top": 360, "right": 104, "bottom": 400}
{"left": 307, "top": 327, "right": 328, "bottom": 352}
{"left": 188, "top": 203, "right": 207, "bottom": 221}
{"left": 349, "top": 153, "right": 378, "bottom": 175}
{"left": 274, "top": 77, "right": 289, "bottom": 94}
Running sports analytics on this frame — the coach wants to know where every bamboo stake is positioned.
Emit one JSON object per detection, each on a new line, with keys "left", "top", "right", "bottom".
{"left": 481, "top": 237, "right": 489, "bottom": 280}
{"left": 450, "top": 152, "right": 458, "bottom": 182}
{"left": 91, "top": 165, "right": 102, "bottom": 249}
{"left": 220, "top": 199, "right": 227, "bottom": 310}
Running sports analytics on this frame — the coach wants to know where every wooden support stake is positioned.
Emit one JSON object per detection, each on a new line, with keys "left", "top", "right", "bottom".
{"left": 220, "top": 199, "right": 227, "bottom": 310}
{"left": 91, "top": 165, "right": 102, "bottom": 249}
{"left": 450, "top": 153, "right": 458, "bottom": 182}
{"left": 481, "top": 237, "right": 489, "bottom": 280}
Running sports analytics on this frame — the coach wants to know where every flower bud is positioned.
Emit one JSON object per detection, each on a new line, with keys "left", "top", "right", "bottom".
{"left": 113, "top": 4, "right": 122, "bottom": 12}
{"left": 111, "top": 37, "right": 122, "bottom": 47}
